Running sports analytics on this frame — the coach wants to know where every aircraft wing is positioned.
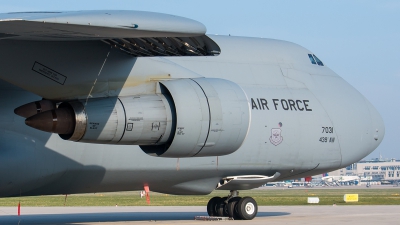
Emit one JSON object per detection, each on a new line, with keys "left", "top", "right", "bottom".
{"left": 0, "top": 10, "right": 220, "bottom": 57}
{"left": 0, "top": 10, "right": 207, "bottom": 40}
{"left": 0, "top": 10, "right": 221, "bottom": 99}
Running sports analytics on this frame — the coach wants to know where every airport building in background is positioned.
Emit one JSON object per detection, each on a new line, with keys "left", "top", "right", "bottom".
{"left": 328, "top": 158, "right": 400, "bottom": 185}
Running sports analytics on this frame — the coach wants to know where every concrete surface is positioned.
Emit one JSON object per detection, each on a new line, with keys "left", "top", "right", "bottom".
{"left": 1, "top": 205, "right": 400, "bottom": 224}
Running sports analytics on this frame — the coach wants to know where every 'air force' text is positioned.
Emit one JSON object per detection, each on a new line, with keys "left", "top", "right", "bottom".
{"left": 251, "top": 98, "right": 312, "bottom": 111}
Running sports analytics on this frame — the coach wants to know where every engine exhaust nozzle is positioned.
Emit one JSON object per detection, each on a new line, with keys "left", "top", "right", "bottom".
{"left": 25, "top": 108, "right": 75, "bottom": 134}
{"left": 14, "top": 100, "right": 56, "bottom": 118}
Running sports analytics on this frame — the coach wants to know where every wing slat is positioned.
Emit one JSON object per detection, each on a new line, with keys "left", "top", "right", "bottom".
{"left": 103, "top": 36, "right": 220, "bottom": 57}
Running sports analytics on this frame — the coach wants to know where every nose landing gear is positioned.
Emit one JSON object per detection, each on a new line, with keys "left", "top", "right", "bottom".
{"left": 206, "top": 190, "right": 258, "bottom": 220}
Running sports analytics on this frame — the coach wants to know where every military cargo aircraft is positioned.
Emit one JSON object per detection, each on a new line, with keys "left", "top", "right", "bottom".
{"left": 0, "top": 10, "right": 384, "bottom": 220}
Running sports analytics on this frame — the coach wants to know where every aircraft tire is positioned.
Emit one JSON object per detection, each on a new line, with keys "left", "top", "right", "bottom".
{"left": 207, "top": 197, "right": 221, "bottom": 216}
{"left": 227, "top": 197, "right": 241, "bottom": 220}
{"left": 237, "top": 196, "right": 258, "bottom": 220}
{"left": 216, "top": 197, "right": 229, "bottom": 217}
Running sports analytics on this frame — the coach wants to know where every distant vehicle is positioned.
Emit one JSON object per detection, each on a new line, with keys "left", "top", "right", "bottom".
{"left": 292, "top": 182, "right": 307, "bottom": 187}
{"left": 321, "top": 176, "right": 360, "bottom": 186}
{"left": 322, "top": 176, "right": 360, "bottom": 183}
{"left": 265, "top": 182, "right": 286, "bottom": 187}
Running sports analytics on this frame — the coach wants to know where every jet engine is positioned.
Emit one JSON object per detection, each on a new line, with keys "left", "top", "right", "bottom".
{"left": 20, "top": 78, "right": 251, "bottom": 157}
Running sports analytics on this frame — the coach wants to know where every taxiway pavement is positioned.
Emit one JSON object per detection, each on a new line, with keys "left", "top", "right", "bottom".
{"left": 0, "top": 205, "right": 399, "bottom": 225}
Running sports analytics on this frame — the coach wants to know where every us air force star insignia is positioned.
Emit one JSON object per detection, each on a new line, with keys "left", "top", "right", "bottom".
{"left": 270, "top": 128, "right": 283, "bottom": 146}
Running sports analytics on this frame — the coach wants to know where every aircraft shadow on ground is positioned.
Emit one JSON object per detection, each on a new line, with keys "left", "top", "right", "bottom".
{"left": 0, "top": 211, "right": 291, "bottom": 224}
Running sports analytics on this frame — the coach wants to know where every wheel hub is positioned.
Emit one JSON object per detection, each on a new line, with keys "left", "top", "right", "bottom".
{"left": 245, "top": 202, "right": 255, "bottom": 215}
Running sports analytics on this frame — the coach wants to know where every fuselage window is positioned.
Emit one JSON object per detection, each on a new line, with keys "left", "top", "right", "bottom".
{"left": 313, "top": 54, "right": 324, "bottom": 66}
{"left": 308, "top": 54, "right": 316, "bottom": 64}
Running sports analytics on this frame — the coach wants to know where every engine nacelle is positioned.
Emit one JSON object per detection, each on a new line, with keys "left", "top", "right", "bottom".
{"left": 152, "top": 78, "right": 251, "bottom": 157}
{"left": 25, "top": 78, "right": 251, "bottom": 157}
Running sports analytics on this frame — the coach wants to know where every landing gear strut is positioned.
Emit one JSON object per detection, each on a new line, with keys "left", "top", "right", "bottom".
{"left": 206, "top": 190, "right": 258, "bottom": 220}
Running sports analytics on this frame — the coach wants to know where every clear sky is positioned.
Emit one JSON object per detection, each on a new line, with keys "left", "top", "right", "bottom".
{"left": 1, "top": 1, "right": 399, "bottom": 160}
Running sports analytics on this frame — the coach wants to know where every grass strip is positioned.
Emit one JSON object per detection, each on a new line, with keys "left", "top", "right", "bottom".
{"left": 0, "top": 189, "right": 399, "bottom": 206}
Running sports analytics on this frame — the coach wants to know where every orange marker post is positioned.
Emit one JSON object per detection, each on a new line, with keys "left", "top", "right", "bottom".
{"left": 18, "top": 201, "right": 20, "bottom": 216}
{"left": 144, "top": 185, "right": 150, "bottom": 204}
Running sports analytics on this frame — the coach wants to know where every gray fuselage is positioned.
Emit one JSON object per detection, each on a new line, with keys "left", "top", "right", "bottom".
{"left": 0, "top": 35, "right": 384, "bottom": 196}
